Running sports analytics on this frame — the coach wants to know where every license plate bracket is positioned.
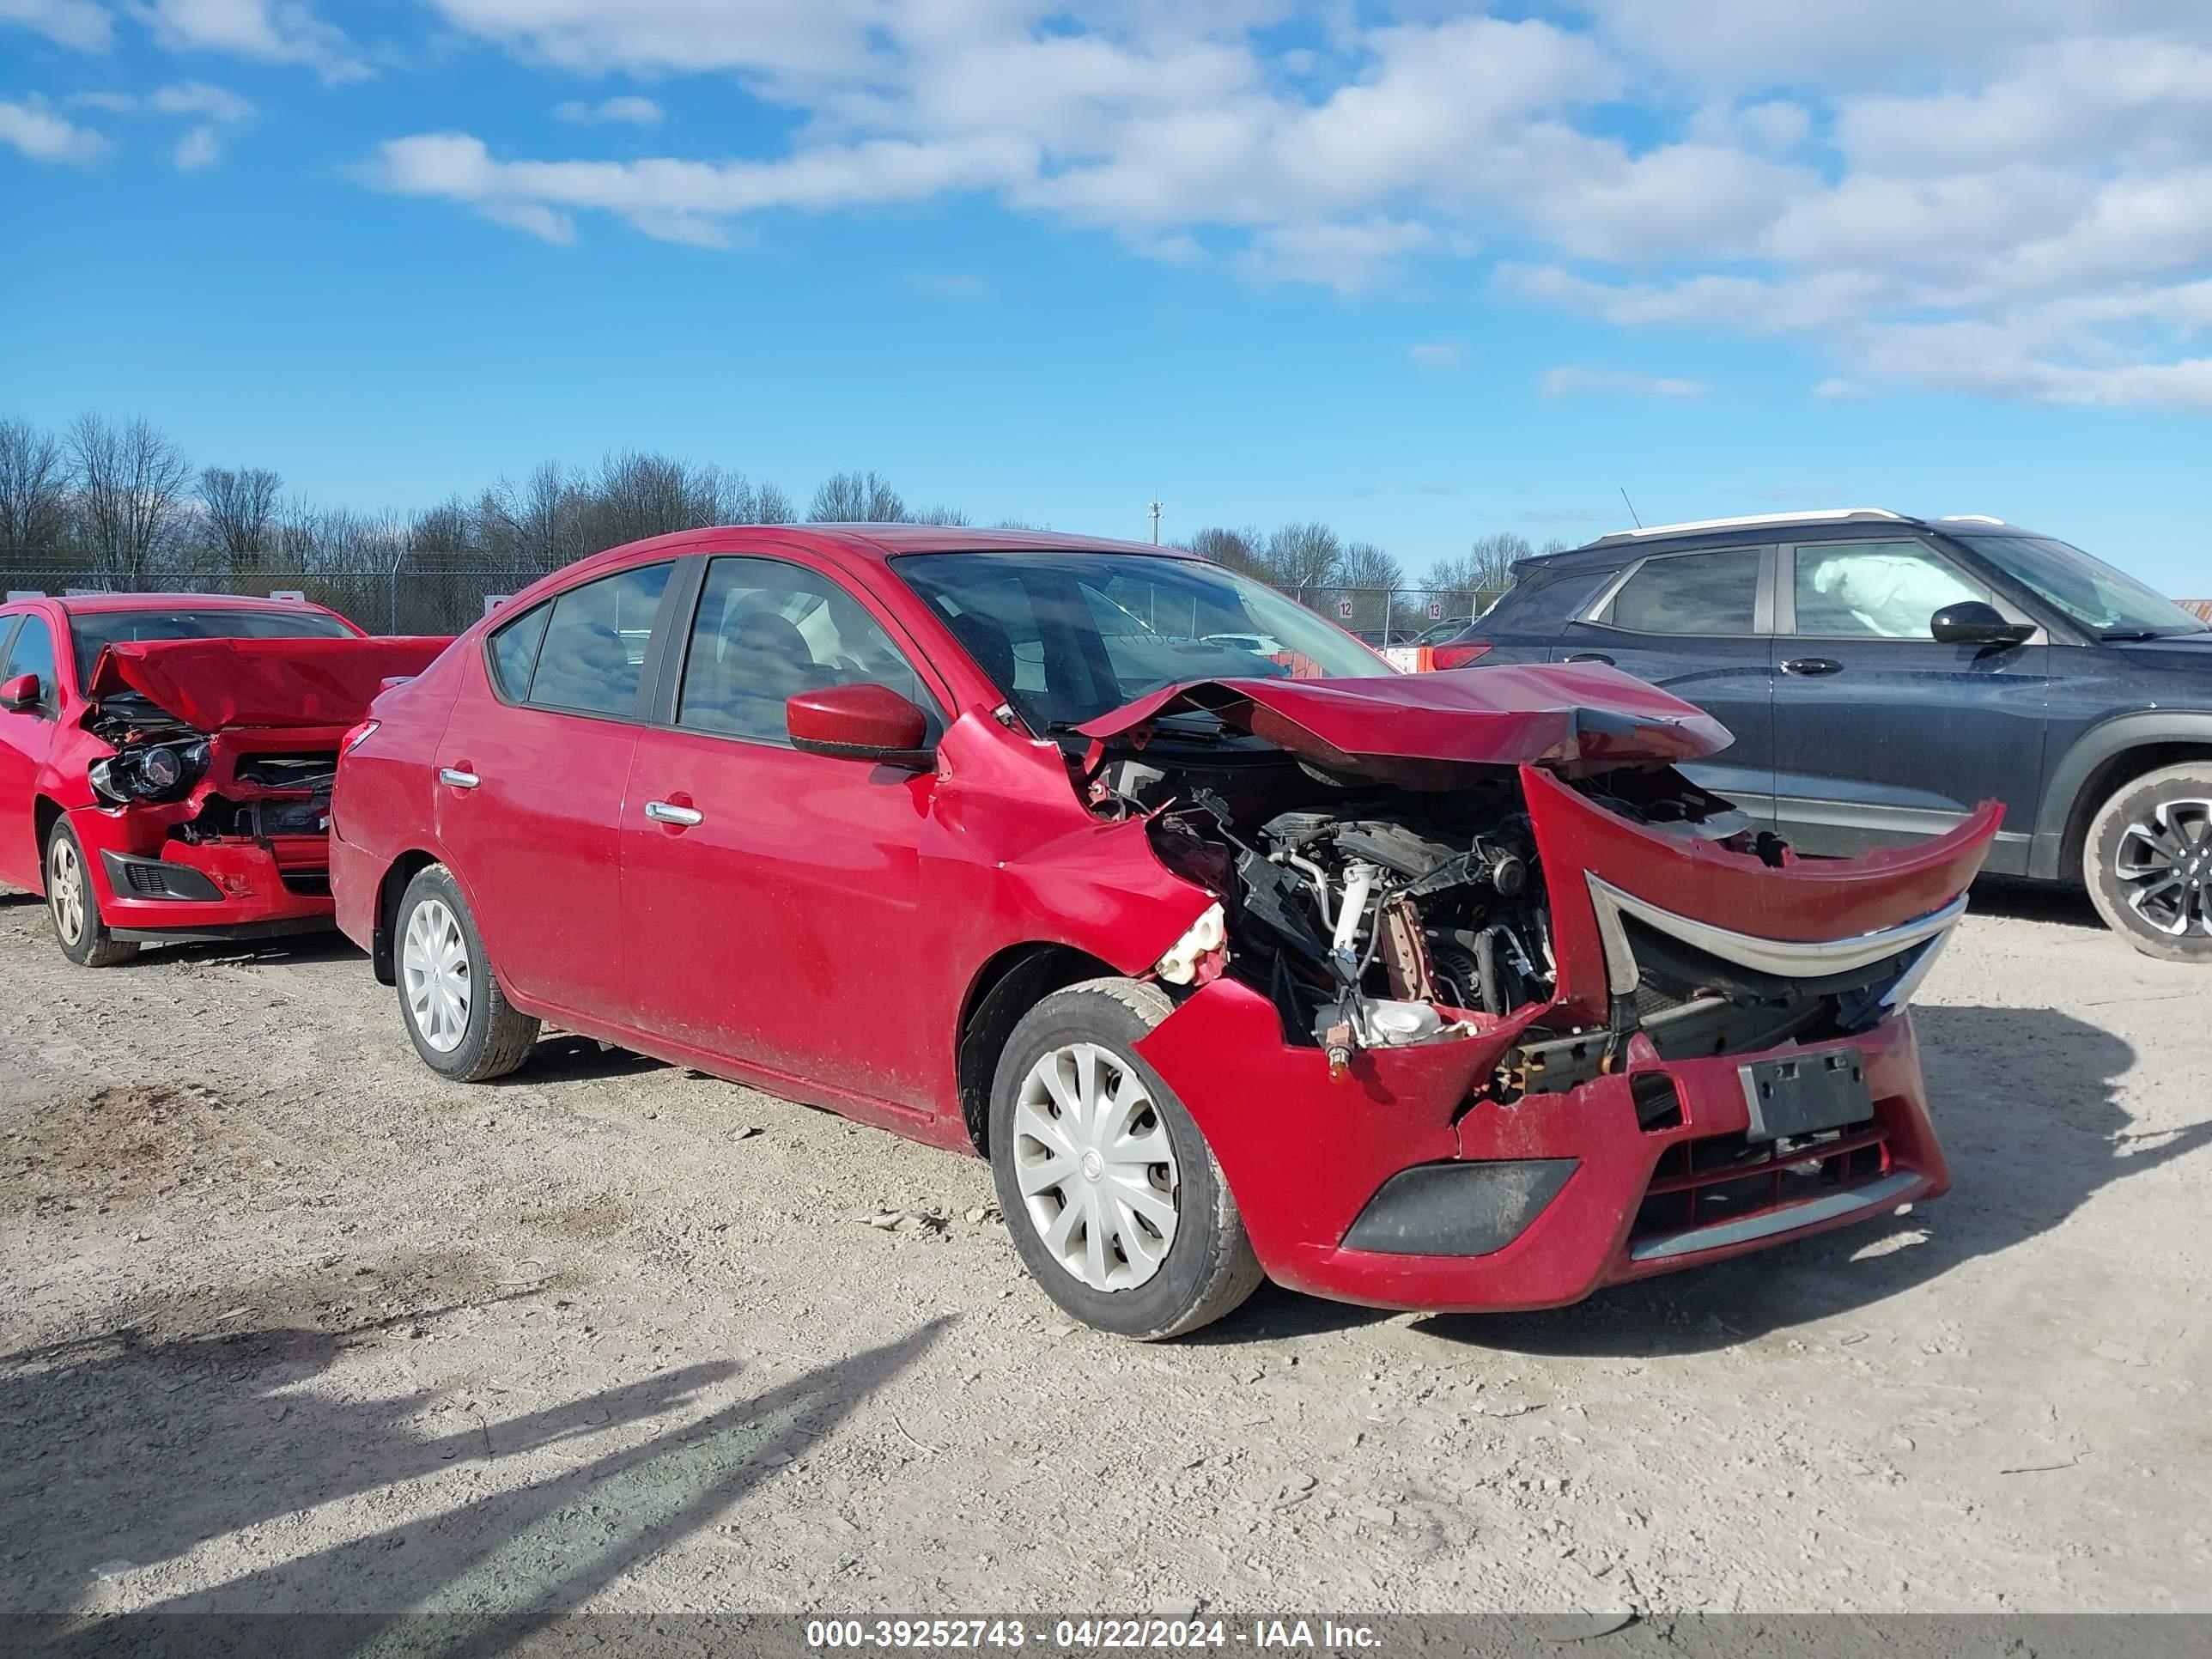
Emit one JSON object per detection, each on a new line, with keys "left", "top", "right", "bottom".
{"left": 1740, "top": 1049, "right": 1872, "bottom": 1141}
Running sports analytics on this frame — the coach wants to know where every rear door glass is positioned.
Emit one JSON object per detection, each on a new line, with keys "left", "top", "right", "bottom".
{"left": 1602, "top": 549, "right": 1762, "bottom": 634}
{"left": 522, "top": 562, "right": 672, "bottom": 718}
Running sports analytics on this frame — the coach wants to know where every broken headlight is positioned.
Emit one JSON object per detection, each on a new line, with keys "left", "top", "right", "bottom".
{"left": 89, "top": 739, "right": 210, "bottom": 805}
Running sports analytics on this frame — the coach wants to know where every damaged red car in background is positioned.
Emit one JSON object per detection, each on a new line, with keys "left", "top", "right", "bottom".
{"left": 332, "top": 528, "right": 1996, "bottom": 1338}
{"left": 0, "top": 593, "right": 447, "bottom": 966}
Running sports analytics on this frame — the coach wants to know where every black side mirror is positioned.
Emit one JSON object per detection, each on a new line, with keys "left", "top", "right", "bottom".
{"left": 1930, "top": 600, "right": 2034, "bottom": 648}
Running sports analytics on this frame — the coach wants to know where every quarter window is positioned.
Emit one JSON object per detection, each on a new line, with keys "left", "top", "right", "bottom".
{"left": 517, "top": 562, "right": 672, "bottom": 717}
{"left": 1602, "top": 549, "right": 1762, "bottom": 635}
{"left": 1793, "top": 542, "right": 1990, "bottom": 639}
{"left": 486, "top": 602, "right": 550, "bottom": 700}
{"left": 677, "top": 556, "right": 939, "bottom": 744}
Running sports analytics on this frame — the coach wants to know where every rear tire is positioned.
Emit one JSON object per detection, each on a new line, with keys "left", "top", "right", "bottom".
{"left": 394, "top": 863, "right": 540, "bottom": 1079}
{"left": 988, "top": 977, "right": 1264, "bottom": 1340}
{"left": 2083, "top": 763, "right": 2212, "bottom": 963}
{"left": 46, "top": 820, "right": 138, "bottom": 969}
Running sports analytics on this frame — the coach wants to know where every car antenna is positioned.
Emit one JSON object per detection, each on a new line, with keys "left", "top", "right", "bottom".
{"left": 1618, "top": 485, "right": 1643, "bottom": 528}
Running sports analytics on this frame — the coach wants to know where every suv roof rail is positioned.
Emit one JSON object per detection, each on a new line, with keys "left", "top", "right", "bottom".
{"left": 1936, "top": 514, "right": 2006, "bottom": 525}
{"left": 1590, "top": 507, "right": 1907, "bottom": 546}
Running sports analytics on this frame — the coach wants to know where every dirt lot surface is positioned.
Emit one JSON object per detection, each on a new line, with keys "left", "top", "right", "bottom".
{"left": 2, "top": 881, "right": 2208, "bottom": 1624}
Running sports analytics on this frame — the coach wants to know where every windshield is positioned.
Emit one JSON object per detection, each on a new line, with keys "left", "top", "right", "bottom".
{"left": 1954, "top": 534, "right": 2205, "bottom": 639}
{"left": 893, "top": 550, "right": 1386, "bottom": 730}
{"left": 70, "top": 607, "right": 356, "bottom": 689}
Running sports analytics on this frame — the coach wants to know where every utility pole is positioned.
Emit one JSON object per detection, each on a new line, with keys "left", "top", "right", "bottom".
{"left": 1147, "top": 501, "right": 1163, "bottom": 544}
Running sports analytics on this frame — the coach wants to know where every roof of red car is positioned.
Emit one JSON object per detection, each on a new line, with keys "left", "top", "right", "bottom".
{"left": 33, "top": 592, "right": 346, "bottom": 616}
{"left": 615, "top": 524, "right": 1189, "bottom": 563}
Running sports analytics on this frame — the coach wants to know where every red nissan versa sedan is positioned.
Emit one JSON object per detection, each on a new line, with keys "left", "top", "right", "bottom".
{"left": 0, "top": 592, "right": 447, "bottom": 966}
{"left": 332, "top": 527, "right": 1997, "bottom": 1339}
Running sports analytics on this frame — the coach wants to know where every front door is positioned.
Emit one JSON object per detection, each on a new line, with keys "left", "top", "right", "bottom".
{"left": 1767, "top": 538, "right": 2049, "bottom": 872}
{"left": 621, "top": 552, "right": 951, "bottom": 1107}
{"left": 1552, "top": 544, "right": 1778, "bottom": 818}
{"left": 436, "top": 559, "right": 677, "bottom": 1016}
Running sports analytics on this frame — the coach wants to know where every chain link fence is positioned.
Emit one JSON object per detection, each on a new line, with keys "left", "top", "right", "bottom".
{"left": 0, "top": 566, "right": 543, "bottom": 636}
{"left": 2, "top": 562, "right": 1510, "bottom": 642}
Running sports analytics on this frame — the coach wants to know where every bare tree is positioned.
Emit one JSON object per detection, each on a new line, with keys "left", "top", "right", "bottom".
{"left": 754, "top": 482, "right": 795, "bottom": 524}
{"left": 1188, "top": 526, "right": 1264, "bottom": 578}
{"left": 0, "top": 418, "right": 72, "bottom": 562}
{"left": 808, "top": 470, "right": 908, "bottom": 523}
{"left": 911, "top": 504, "right": 970, "bottom": 526}
{"left": 1467, "top": 531, "right": 1535, "bottom": 592}
{"left": 1337, "top": 540, "right": 1402, "bottom": 591}
{"left": 69, "top": 414, "right": 192, "bottom": 584}
{"left": 1263, "top": 521, "right": 1343, "bottom": 592}
{"left": 199, "top": 465, "right": 282, "bottom": 561}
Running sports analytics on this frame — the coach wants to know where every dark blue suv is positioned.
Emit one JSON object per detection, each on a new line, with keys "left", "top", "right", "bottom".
{"left": 1438, "top": 509, "right": 2212, "bottom": 962}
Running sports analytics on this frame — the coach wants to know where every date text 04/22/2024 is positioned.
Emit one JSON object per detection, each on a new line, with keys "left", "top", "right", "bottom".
{"left": 804, "top": 1620, "right": 1382, "bottom": 1650}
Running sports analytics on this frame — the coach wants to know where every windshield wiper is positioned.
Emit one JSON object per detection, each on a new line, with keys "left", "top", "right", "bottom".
{"left": 2099, "top": 628, "right": 2166, "bottom": 641}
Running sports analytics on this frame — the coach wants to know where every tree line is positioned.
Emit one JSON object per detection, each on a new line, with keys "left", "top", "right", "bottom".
{"left": 2, "top": 411, "right": 1568, "bottom": 629}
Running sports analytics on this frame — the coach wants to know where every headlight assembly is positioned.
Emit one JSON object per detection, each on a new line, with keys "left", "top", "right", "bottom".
{"left": 88, "top": 739, "right": 210, "bottom": 805}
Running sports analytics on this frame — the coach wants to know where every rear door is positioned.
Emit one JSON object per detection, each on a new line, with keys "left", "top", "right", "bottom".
{"left": 1552, "top": 544, "right": 1778, "bottom": 817}
{"left": 434, "top": 559, "right": 678, "bottom": 1018}
{"left": 620, "top": 550, "right": 952, "bottom": 1105}
{"left": 1767, "top": 537, "right": 2049, "bottom": 872}
{"left": 0, "top": 611, "right": 60, "bottom": 890}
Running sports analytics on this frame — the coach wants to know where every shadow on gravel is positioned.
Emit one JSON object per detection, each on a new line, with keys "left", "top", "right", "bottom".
{"left": 118, "top": 933, "right": 365, "bottom": 971}
{"left": 33, "top": 1322, "right": 945, "bottom": 1658}
{"left": 1967, "top": 875, "right": 2107, "bottom": 932}
{"left": 1413, "top": 1004, "right": 2212, "bottom": 1356}
{"left": 0, "top": 1294, "right": 735, "bottom": 1616}
{"left": 488, "top": 1036, "right": 669, "bottom": 1087}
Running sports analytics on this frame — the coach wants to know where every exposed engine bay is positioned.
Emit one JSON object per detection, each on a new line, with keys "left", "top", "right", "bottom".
{"left": 1066, "top": 699, "right": 1915, "bottom": 1097}
{"left": 87, "top": 692, "right": 338, "bottom": 844}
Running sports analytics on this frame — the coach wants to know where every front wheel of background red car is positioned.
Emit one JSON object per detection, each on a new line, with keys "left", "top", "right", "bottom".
{"left": 394, "top": 863, "right": 540, "bottom": 1081}
{"left": 46, "top": 820, "right": 138, "bottom": 969}
{"left": 988, "top": 977, "right": 1265, "bottom": 1340}
{"left": 2084, "top": 763, "right": 2212, "bottom": 963}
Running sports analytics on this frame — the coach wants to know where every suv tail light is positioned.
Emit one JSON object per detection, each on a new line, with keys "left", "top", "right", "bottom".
{"left": 1431, "top": 641, "right": 1493, "bottom": 670}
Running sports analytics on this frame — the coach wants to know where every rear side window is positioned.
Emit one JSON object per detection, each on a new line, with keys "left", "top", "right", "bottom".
{"left": 1503, "top": 567, "right": 1619, "bottom": 634}
{"left": 1601, "top": 549, "right": 1761, "bottom": 635}
{"left": 515, "top": 562, "right": 672, "bottom": 718}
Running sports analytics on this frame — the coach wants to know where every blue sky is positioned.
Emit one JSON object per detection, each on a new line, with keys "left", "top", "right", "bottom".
{"left": 4, "top": 1, "right": 2210, "bottom": 590}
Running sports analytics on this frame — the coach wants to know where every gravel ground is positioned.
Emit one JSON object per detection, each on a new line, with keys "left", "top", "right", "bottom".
{"left": 2, "top": 879, "right": 2207, "bottom": 1623}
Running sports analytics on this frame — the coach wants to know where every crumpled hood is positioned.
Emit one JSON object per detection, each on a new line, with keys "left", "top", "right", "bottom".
{"left": 1074, "top": 662, "right": 1733, "bottom": 775}
{"left": 87, "top": 635, "right": 453, "bottom": 731}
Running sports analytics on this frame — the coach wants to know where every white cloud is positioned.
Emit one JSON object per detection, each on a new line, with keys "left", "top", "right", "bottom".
{"left": 1407, "top": 341, "right": 1463, "bottom": 369}
{"left": 553, "top": 94, "right": 662, "bottom": 125}
{"left": 172, "top": 120, "right": 216, "bottom": 167}
{"left": 0, "top": 95, "right": 108, "bottom": 161}
{"left": 339, "top": 2, "right": 2212, "bottom": 409}
{"left": 1541, "top": 367, "right": 1709, "bottom": 398}
{"left": 1814, "top": 379, "right": 1868, "bottom": 399}
{"left": 139, "top": 0, "right": 364, "bottom": 81}
{"left": 152, "top": 79, "right": 252, "bottom": 120}
{"left": 0, "top": 0, "right": 112, "bottom": 51}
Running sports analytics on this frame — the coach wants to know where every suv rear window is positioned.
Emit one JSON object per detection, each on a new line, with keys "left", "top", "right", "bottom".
{"left": 1602, "top": 549, "right": 1761, "bottom": 634}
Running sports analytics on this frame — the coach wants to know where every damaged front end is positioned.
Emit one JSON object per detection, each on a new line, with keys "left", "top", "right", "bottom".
{"left": 74, "top": 635, "right": 448, "bottom": 927}
{"left": 1061, "top": 665, "right": 1996, "bottom": 1308}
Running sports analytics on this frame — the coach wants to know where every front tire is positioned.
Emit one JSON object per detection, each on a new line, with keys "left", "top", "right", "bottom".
{"left": 988, "top": 977, "right": 1264, "bottom": 1340}
{"left": 395, "top": 863, "right": 540, "bottom": 1079}
{"left": 2084, "top": 763, "right": 2212, "bottom": 963}
{"left": 46, "top": 820, "right": 137, "bottom": 968}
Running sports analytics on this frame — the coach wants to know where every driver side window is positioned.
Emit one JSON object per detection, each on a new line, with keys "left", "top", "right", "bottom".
{"left": 3, "top": 614, "right": 57, "bottom": 712}
{"left": 677, "top": 556, "right": 941, "bottom": 744}
{"left": 1791, "top": 542, "right": 1991, "bottom": 640}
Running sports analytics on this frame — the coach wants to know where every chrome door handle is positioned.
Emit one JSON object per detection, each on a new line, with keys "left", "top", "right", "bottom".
{"left": 644, "top": 800, "right": 703, "bottom": 826}
{"left": 1564, "top": 652, "right": 1613, "bottom": 665}
{"left": 439, "top": 767, "right": 481, "bottom": 789}
{"left": 1779, "top": 657, "right": 1844, "bottom": 677}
